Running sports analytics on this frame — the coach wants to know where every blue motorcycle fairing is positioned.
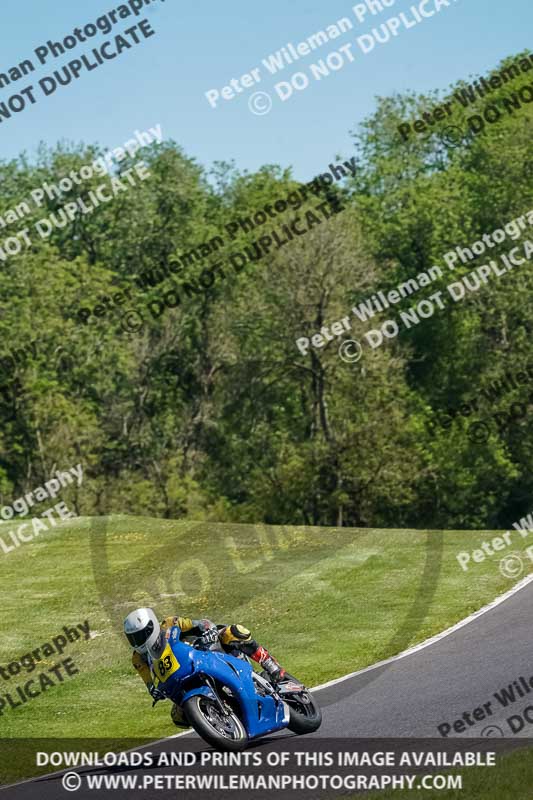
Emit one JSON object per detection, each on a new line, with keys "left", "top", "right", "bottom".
{"left": 180, "top": 684, "right": 214, "bottom": 705}
{"left": 150, "top": 626, "right": 289, "bottom": 739}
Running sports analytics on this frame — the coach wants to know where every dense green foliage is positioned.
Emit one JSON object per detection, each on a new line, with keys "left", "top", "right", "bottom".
{"left": 0, "top": 52, "right": 531, "bottom": 528}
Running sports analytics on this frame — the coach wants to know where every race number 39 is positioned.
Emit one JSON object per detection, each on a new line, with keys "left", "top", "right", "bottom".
{"left": 152, "top": 645, "right": 180, "bottom": 682}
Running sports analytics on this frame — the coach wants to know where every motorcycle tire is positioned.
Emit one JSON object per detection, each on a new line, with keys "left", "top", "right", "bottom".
{"left": 183, "top": 694, "right": 249, "bottom": 751}
{"left": 285, "top": 690, "right": 322, "bottom": 734}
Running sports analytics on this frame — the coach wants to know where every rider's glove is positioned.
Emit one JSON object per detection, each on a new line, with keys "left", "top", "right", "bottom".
{"left": 148, "top": 682, "right": 166, "bottom": 702}
{"left": 195, "top": 627, "right": 219, "bottom": 649}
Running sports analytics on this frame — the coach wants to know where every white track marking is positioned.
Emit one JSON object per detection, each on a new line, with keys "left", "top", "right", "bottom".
{"left": 0, "top": 731, "right": 191, "bottom": 793}
{"left": 3, "top": 572, "right": 533, "bottom": 792}
{"left": 313, "top": 573, "right": 533, "bottom": 692}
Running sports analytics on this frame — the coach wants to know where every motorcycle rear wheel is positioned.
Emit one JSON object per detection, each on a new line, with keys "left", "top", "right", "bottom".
{"left": 285, "top": 690, "right": 322, "bottom": 734}
{"left": 184, "top": 695, "right": 248, "bottom": 751}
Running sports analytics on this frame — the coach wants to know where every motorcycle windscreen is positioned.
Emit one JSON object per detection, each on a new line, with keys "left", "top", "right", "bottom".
{"left": 150, "top": 628, "right": 194, "bottom": 688}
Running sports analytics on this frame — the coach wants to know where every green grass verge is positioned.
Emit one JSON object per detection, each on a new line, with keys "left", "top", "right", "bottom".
{"left": 0, "top": 516, "right": 530, "bottom": 788}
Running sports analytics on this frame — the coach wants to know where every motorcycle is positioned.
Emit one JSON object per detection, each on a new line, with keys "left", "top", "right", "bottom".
{"left": 149, "top": 625, "right": 322, "bottom": 750}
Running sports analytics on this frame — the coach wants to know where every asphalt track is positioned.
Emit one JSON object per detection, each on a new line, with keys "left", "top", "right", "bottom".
{"left": 5, "top": 575, "right": 533, "bottom": 798}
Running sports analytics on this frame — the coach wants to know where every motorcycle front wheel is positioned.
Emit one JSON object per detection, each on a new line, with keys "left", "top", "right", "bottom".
{"left": 284, "top": 690, "right": 322, "bottom": 734}
{"left": 184, "top": 695, "right": 248, "bottom": 751}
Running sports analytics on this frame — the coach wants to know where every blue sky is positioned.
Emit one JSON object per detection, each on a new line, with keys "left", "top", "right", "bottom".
{"left": 0, "top": 0, "right": 530, "bottom": 181}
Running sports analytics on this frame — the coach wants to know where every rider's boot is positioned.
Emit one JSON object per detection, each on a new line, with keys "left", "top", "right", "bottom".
{"left": 249, "top": 645, "right": 287, "bottom": 683}
{"left": 171, "top": 703, "right": 188, "bottom": 727}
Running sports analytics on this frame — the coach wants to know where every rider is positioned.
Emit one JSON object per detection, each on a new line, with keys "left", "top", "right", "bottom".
{"left": 124, "top": 608, "right": 288, "bottom": 727}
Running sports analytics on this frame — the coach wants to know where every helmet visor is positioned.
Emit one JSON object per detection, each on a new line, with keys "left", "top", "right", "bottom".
{"left": 126, "top": 619, "right": 154, "bottom": 648}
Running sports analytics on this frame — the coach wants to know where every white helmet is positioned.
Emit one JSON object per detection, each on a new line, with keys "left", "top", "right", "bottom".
{"left": 124, "top": 608, "right": 161, "bottom": 654}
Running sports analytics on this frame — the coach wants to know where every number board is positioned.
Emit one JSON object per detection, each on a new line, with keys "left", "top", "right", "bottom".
{"left": 152, "top": 643, "right": 180, "bottom": 683}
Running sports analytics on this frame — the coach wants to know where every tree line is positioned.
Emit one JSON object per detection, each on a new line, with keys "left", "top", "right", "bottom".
{"left": 0, "top": 51, "right": 532, "bottom": 530}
